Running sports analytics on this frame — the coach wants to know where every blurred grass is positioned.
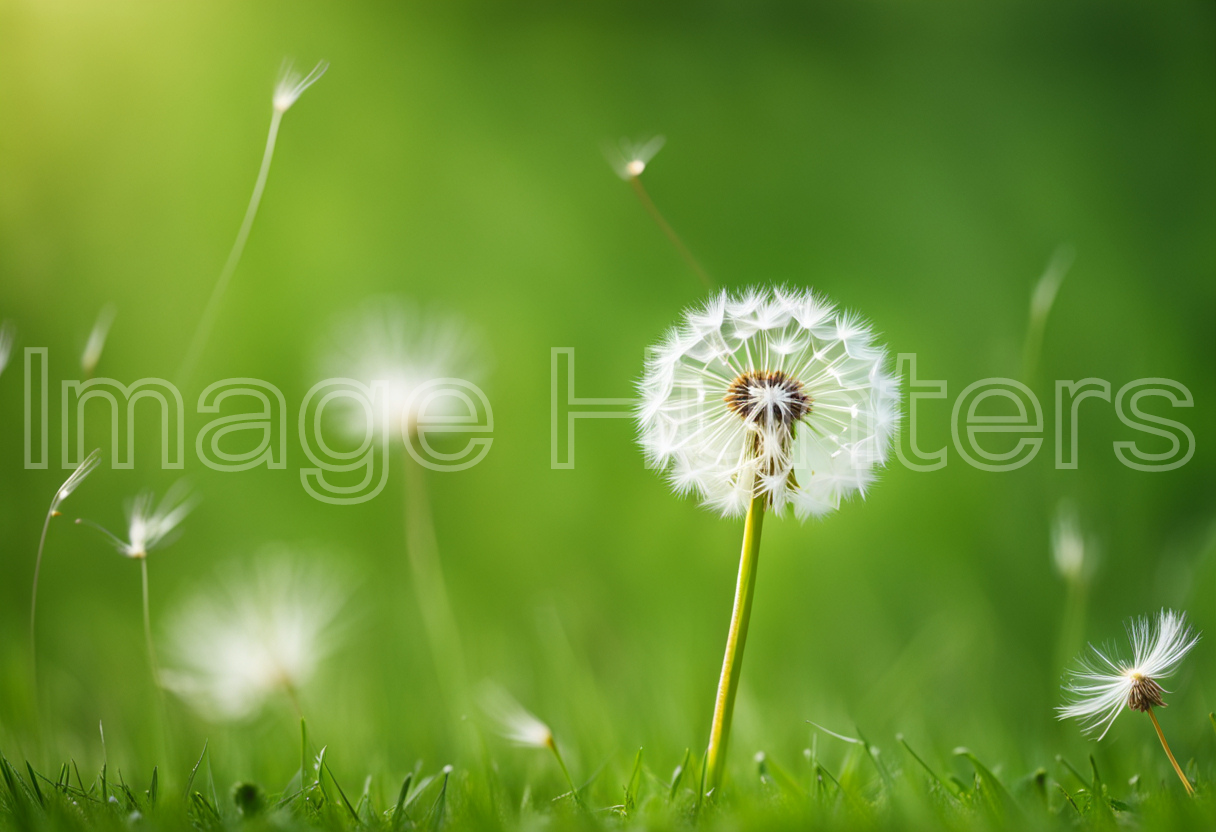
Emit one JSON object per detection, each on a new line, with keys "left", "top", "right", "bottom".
{"left": 0, "top": 1, "right": 1214, "bottom": 829}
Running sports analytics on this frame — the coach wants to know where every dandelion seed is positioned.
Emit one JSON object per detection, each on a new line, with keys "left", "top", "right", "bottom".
{"left": 1051, "top": 504, "right": 1088, "bottom": 583}
{"left": 0, "top": 320, "right": 15, "bottom": 378}
{"left": 177, "top": 59, "right": 328, "bottom": 383}
{"left": 480, "top": 683, "right": 582, "bottom": 806}
{"left": 30, "top": 448, "right": 102, "bottom": 675}
{"left": 1059, "top": 609, "right": 1199, "bottom": 794}
{"left": 161, "top": 554, "right": 345, "bottom": 721}
{"left": 77, "top": 481, "right": 197, "bottom": 684}
{"left": 273, "top": 59, "right": 329, "bottom": 114}
{"left": 605, "top": 135, "right": 666, "bottom": 181}
{"left": 1022, "top": 245, "right": 1074, "bottom": 382}
{"left": 319, "top": 297, "right": 487, "bottom": 443}
{"left": 81, "top": 303, "right": 117, "bottom": 377}
{"left": 640, "top": 286, "right": 898, "bottom": 790}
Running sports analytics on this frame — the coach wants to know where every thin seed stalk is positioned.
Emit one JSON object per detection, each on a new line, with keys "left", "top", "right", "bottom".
{"left": 1147, "top": 709, "right": 1194, "bottom": 795}
{"left": 30, "top": 505, "right": 56, "bottom": 685}
{"left": 705, "top": 493, "right": 766, "bottom": 791}
{"left": 140, "top": 558, "right": 159, "bottom": 684}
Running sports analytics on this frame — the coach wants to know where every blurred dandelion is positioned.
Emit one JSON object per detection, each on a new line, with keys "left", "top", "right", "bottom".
{"left": 76, "top": 482, "right": 197, "bottom": 683}
{"left": 1021, "top": 245, "right": 1074, "bottom": 383}
{"left": 162, "top": 554, "right": 346, "bottom": 721}
{"left": 480, "top": 683, "right": 581, "bottom": 806}
{"left": 178, "top": 59, "right": 328, "bottom": 383}
{"left": 0, "top": 320, "right": 14, "bottom": 378}
{"left": 29, "top": 448, "right": 101, "bottom": 678}
{"left": 606, "top": 134, "right": 711, "bottom": 289}
{"left": 319, "top": 297, "right": 487, "bottom": 722}
{"left": 637, "top": 286, "right": 898, "bottom": 789}
{"left": 81, "top": 303, "right": 116, "bottom": 378}
{"left": 1051, "top": 502, "right": 1099, "bottom": 673}
{"left": 1059, "top": 608, "right": 1199, "bottom": 794}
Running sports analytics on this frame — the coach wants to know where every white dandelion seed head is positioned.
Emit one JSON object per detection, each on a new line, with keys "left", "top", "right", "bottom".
{"left": 1050, "top": 503, "right": 1095, "bottom": 583}
{"left": 636, "top": 286, "right": 900, "bottom": 519}
{"left": 479, "top": 682, "right": 555, "bottom": 750}
{"left": 606, "top": 135, "right": 666, "bottom": 180}
{"left": 1058, "top": 609, "right": 1200, "bottom": 740}
{"left": 54, "top": 448, "right": 102, "bottom": 509}
{"left": 318, "top": 296, "right": 488, "bottom": 444}
{"left": 0, "top": 320, "right": 14, "bottom": 378}
{"left": 117, "top": 481, "right": 197, "bottom": 558}
{"left": 273, "top": 59, "right": 329, "bottom": 114}
{"left": 81, "top": 303, "right": 117, "bottom": 376}
{"left": 162, "top": 552, "right": 346, "bottom": 722}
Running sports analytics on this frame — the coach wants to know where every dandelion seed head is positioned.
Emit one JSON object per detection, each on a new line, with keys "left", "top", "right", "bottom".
{"left": 318, "top": 296, "right": 488, "bottom": 443}
{"left": 81, "top": 304, "right": 116, "bottom": 376}
{"left": 53, "top": 448, "right": 102, "bottom": 510}
{"left": 636, "top": 286, "right": 899, "bottom": 519}
{"left": 162, "top": 552, "right": 346, "bottom": 722}
{"left": 119, "top": 482, "right": 197, "bottom": 558}
{"left": 1058, "top": 609, "right": 1200, "bottom": 739}
{"left": 1051, "top": 503, "right": 1094, "bottom": 583}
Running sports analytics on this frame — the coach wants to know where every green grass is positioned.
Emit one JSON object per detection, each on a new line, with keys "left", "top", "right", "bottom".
{"left": 3, "top": 716, "right": 1214, "bottom": 830}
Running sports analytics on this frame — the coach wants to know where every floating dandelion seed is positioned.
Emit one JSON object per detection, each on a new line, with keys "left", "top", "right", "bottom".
{"left": 1051, "top": 505, "right": 1088, "bottom": 583}
{"left": 606, "top": 135, "right": 711, "bottom": 289}
{"left": 480, "top": 683, "right": 581, "bottom": 806}
{"left": 606, "top": 135, "right": 666, "bottom": 181}
{"left": 81, "top": 303, "right": 117, "bottom": 377}
{"left": 77, "top": 481, "right": 197, "bottom": 684}
{"left": 319, "top": 297, "right": 487, "bottom": 443}
{"left": 30, "top": 448, "right": 102, "bottom": 674}
{"left": 320, "top": 297, "right": 487, "bottom": 724}
{"left": 177, "top": 59, "right": 329, "bottom": 383}
{"left": 0, "top": 320, "right": 14, "bottom": 378}
{"left": 639, "top": 286, "right": 898, "bottom": 790}
{"left": 1059, "top": 609, "right": 1199, "bottom": 794}
{"left": 162, "top": 554, "right": 345, "bottom": 721}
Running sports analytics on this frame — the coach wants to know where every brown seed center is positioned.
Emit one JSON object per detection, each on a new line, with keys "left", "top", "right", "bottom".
{"left": 724, "top": 370, "right": 812, "bottom": 426}
{"left": 1126, "top": 673, "right": 1166, "bottom": 712}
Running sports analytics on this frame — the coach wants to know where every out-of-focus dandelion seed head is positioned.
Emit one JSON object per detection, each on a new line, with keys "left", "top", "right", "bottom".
{"left": 82, "top": 304, "right": 117, "bottom": 376}
{"left": 1058, "top": 609, "right": 1200, "bottom": 740}
{"left": 0, "top": 320, "right": 14, "bottom": 378}
{"left": 1051, "top": 502, "right": 1095, "bottom": 584}
{"left": 479, "top": 683, "right": 555, "bottom": 750}
{"left": 637, "top": 286, "right": 899, "bottom": 519}
{"left": 162, "top": 552, "right": 346, "bottom": 721}
{"left": 53, "top": 448, "right": 102, "bottom": 512}
{"left": 273, "top": 59, "right": 329, "bottom": 114}
{"left": 1030, "top": 245, "right": 1075, "bottom": 324}
{"left": 78, "top": 480, "right": 196, "bottom": 559}
{"left": 318, "top": 296, "right": 488, "bottom": 443}
{"left": 606, "top": 135, "right": 666, "bottom": 180}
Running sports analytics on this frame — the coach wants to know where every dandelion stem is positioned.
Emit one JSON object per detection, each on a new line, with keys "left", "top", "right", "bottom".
{"left": 546, "top": 738, "right": 584, "bottom": 809}
{"left": 402, "top": 448, "right": 468, "bottom": 712}
{"left": 178, "top": 109, "right": 283, "bottom": 384}
{"left": 29, "top": 505, "right": 56, "bottom": 687}
{"left": 1147, "top": 708, "right": 1194, "bottom": 795}
{"left": 705, "top": 492, "right": 766, "bottom": 791}
{"left": 140, "top": 558, "right": 160, "bottom": 684}
{"left": 629, "top": 176, "right": 712, "bottom": 290}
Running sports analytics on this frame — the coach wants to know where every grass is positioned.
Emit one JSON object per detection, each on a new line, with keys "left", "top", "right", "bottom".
{"left": 2, "top": 716, "right": 1213, "bottom": 831}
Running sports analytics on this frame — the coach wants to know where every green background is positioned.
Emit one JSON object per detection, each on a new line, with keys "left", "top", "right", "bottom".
{"left": 0, "top": 0, "right": 1213, "bottom": 805}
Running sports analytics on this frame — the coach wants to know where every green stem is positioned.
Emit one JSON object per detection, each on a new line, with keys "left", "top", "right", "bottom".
{"left": 705, "top": 493, "right": 766, "bottom": 791}
{"left": 141, "top": 558, "right": 160, "bottom": 684}
{"left": 629, "top": 176, "right": 712, "bottom": 290}
{"left": 547, "top": 738, "right": 584, "bottom": 809}
{"left": 30, "top": 506, "right": 56, "bottom": 690}
{"left": 1147, "top": 709, "right": 1194, "bottom": 796}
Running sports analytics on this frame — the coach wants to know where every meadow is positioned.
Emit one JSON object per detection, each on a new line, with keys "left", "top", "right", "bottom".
{"left": 1, "top": 2, "right": 1214, "bottom": 830}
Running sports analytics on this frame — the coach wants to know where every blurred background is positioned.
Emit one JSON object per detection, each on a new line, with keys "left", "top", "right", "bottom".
{"left": 1, "top": 0, "right": 1213, "bottom": 797}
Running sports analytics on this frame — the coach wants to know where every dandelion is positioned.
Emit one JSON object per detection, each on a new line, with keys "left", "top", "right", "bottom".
{"left": 30, "top": 448, "right": 102, "bottom": 675}
{"left": 606, "top": 134, "right": 711, "bottom": 289}
{"left": 81, "top": 303, "right": 116, "bottom": 377}
{"left": 637, "top": 286, "right": 898, "bottom": 789}
{"left": 177, "top": 59, "right": 328, "bottom": 383}
{"left": 76, "top": 482, "right": 197, "bottom": 683}
{"left": 319, "top": 298, "right": 486, "bottom": 718}
{"left": 161, "top": 554, "right": 345, "bottom": 721}
{"left": 479, "top": 683, "right": 581, "bottom": 806}
{"left": 1051, "top": 502, "right": 1098, "bottom": 673}
{"left": 1059, "top": 609, "right": 1200, "bottom": 794}
{"left": 0, "top": 320, "right": 14, "bottom": 378}
{"left": 1021, "top": 244, "right": 1074, "bottom": 382}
